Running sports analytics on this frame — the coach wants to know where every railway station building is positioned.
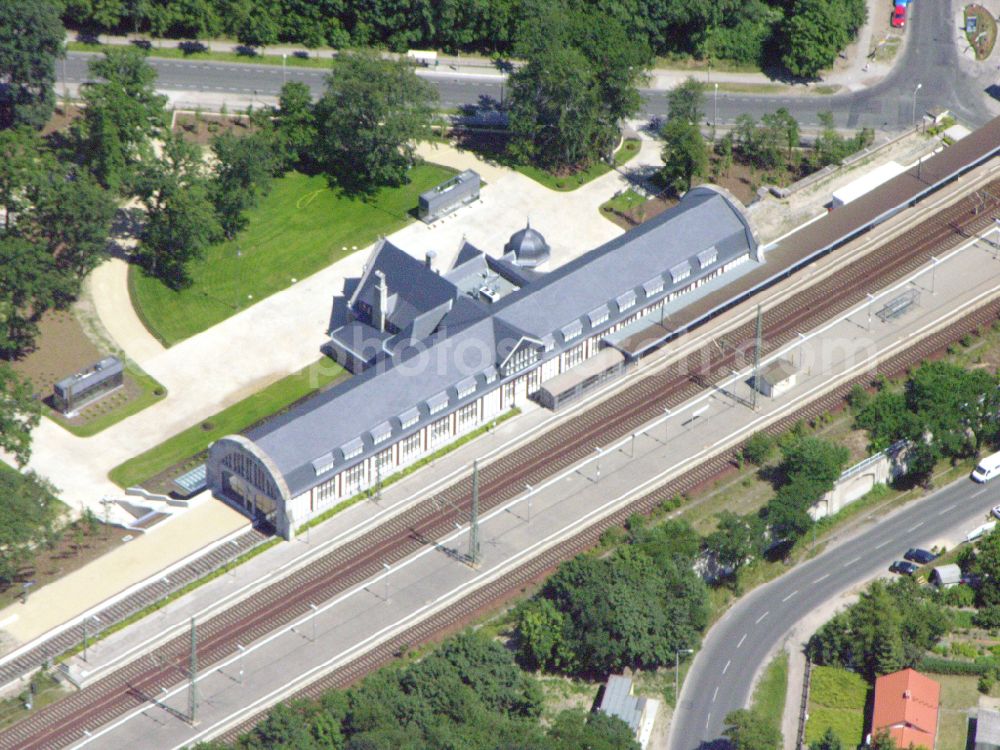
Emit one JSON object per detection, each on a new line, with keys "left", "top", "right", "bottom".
{"left": 207, "top": 185, "right": 759, "bottom": 537}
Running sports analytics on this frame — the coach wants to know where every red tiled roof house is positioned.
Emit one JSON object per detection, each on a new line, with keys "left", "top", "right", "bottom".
{"left": 870, "top": 668, "right": 940, "bottom": 750}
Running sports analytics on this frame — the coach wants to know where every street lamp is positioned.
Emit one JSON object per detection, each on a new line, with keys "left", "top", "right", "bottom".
{"left": 282, "top": 53, "right": 287, "bottom": 85}
{"left": 309, "top": 603, "right": 318, "bottom": 643}
{"left": 713, "top": 83, "right": 718, "bottom": 128}
{"left": 383, "top": 563, "right": 390, "bottom": 604}
{"left": 525, "top": 484, "right": 532, "bottom": 522}
{"left": 911, "top": 83, "right": 922, "bottom": 127}
{"left": 594, "top": 447, "right": 602, "bottom": 482}
{"left": 675, "top": 648, "right": 694, "bottom": 705}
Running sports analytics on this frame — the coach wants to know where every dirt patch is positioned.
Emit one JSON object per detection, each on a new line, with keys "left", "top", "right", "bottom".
{"left": 7, "top": 310, "right": 102, "bottom": 396}
{"left": 39, "top": 104, "right": 84, "bottom": 138}
{"left": 173, "top": 112, "right": 256, "bottom": 145}
{"left": 603, "top": 193, "right": 680, "bottom": 230}
{"left": 0, "top": 518, "right": 122, "bottom": 611}
{"left": 5, "top": 309, "right": 152, "bottom": 432}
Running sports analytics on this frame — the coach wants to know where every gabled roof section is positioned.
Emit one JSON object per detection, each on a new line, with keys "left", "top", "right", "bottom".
{"left": 872, "top": 669, "right": 940, "bottom": 750}
{"left": 350, "top": 239, "right": 458, "bottom": 331}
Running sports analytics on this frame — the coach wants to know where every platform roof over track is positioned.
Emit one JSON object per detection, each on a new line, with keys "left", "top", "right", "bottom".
{"left": 630, "top": 115, "right": 1000, "bottom": 355}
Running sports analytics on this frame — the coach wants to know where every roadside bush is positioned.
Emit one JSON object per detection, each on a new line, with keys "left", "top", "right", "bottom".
{"left": 916, "top": 656, "right": 994, "bottom": 676}
{"left": 980, "top": 674, "right": 994, "bottom": 693}
{"left": 975, "top": 606, "right": 1000, "bottom": 629}
{"left": 951, "top": 641, "right": 980, "bottom": 660}
{"left": 743, "top": 433, "right": 776, "bottom": 465}
{"left": 940, "top": 585, "right": 975, "bottom": 607}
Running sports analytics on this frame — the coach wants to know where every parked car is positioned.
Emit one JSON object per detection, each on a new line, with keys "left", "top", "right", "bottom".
{"left": 892, "top": 4, "right": 907, "bottom": 27}
{"left": 972, "top": 450, "right": 1000, "bottom": 482}
{"left": 890, "top": 560, "right": 919, "bottom": 575}
{"left": 904, "top": 548, "right": 937, "bottom": 564}
{"left": 992, "top": 504, "right": 1000, "bottom": 520}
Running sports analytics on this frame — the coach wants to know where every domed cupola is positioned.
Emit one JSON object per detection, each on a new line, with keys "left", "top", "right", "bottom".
{"left": 504, "top": 219, "right": 550, "bottom": 268}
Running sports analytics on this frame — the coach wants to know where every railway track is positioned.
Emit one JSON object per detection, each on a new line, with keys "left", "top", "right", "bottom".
{"left": 4, "top": 183, "right": 1000, "bottom": 749}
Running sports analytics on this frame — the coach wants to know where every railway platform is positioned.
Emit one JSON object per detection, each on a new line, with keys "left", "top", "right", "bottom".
{"left": 8, "top": 223, "right": 1000, "bottom": 750}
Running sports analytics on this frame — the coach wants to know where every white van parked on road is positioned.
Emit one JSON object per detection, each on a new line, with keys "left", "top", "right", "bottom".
{"left": 972, "top": 450, "right": 1000, "bottom": 482}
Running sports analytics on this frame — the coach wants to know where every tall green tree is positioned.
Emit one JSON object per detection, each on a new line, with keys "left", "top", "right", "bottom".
{"left": 0, "top": 467, "right": 62, "bottom": 584}
{"left": 275, "top": 81, "right": 317, "bottom": 169}
{"left": 666, "top": 77, "right": 705, "bottom": 125}
{"left": 781, "top": 0, "right": 866, "bottom": 78}
{"left": 660, "top": 118, "right": 709, "bottom": 194}
{"left": 810, "top": 727, "right": 843, "bottom": 750}
{"left": 78, "top": 48, "right": 168, "bottom": 192}
{"left": 133, "top": 135, "right": 221, "bottom": 288}
{"left": 705, "top": 511, "right": 766, "bottom": 574}
{"left": 314, "top": 51, "right": 437, "bottom": 194}
{"left": 0, "top": 366, "right": 43, "bottom": 467}
{"left": 0, "top": 0, "right": 63, "bottom": 130}
{"left": 0, "top": 236, "right": 66, "bottom": 357}
{"left": 233, "top": 0, "right": 280, "bottom": 50}
{"left": 210, "top": 131, "right": 279, "bottom": 239}
{"left": 0, "top": 127, "right": 46, "bottom": 230}
{"left": 723, "top": 709, "right": 782, "bottom": 750}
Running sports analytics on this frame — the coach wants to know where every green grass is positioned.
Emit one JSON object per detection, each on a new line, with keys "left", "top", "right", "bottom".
{"left": 129, "top": 165, "right": 456, "bottom": 346}
{"left": 46, "top": 362, "right": 166, "bottom": 437}
{"left": 515, "top": 138, "right": 640, "bottom": 192}
{"left": 965, "top": 6, "right": 997, "bottom": 61}
{"left": 600, "top": 188, "right": 647, "bottom": 216}
{"left": 109, "top": 357, "right": 345, "bottom": 488}
{"left": 714, "top": 83, "right": 786, "bottom": 95}
{"left": 67, "top": 40, "right": 335, "bottom": 70}
{"left": 752, "top": 651, "right": 788, "bottom": 734}
{"left": 805, "top": 666, "right": 868, "bottom": 747}
{"left": 0, "top": 672, "right": 66, "bottom": 731}
{"left": 937, "top": 674, "right": 983, "bottom": 750}
{"left": 296, "top": 407, "right": 521, "bottom": 535}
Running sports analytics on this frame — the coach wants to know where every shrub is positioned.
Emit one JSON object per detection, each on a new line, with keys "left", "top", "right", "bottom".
{"left": 980, "top": 674, "right": 994, "bottom": 694}
{"left": 743, "top": 433, "right": 775, "bottom": 465}
{"left": 916, "top": 656, "right": 994, "bottom": 675}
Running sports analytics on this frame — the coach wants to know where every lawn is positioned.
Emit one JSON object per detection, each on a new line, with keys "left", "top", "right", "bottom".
{"left": 936, "top": 674, "right": 982, "bottom": 750}
{"left": 109, "top": 357, "right": 345, "bottom": 488}
{"left": 805, "top": 666, "right": 868, "bottom": 747}
{"left": 67, "top": 40, "right": 335, "bottom": 70}
{"left": 752, "top": 651, "right": 788, "bottom": 734}
{"left": 129, "top": 164, "right": 456, "bottom": 346}
{"left": 965, "top": 5, "right": 997, "bottom": 61}
{"left": 515, "top": 138, "right": 641, "bottom": 192}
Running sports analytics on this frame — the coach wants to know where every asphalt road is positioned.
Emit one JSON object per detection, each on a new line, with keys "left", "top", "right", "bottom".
{"left": 670, "top": 474, "right": 999, "bottom": 750}
{"left": 59, "top": 0, "right": 997, "bottom": 131}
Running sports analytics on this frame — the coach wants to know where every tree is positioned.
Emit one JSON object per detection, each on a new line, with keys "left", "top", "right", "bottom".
{"left": 906, "top": 360, "right": 1000, "bottom": 458}
{"left": 508, "top": 44, "right": 606, "bottom": 171}
{"left": 546, "top": 710, "right": 640, "bottom": 750}
{"left": 723, "top": 709, "right": 781, "bottom": 750}
{"left": 78, "top": 48, "right": 168, "bottom": 192}
{"left": 666, "top": 77, "right": 705, "bottom": 125}
{"left": 210, "top": 131, "right": 278, "bottom": 239}
{"left": 780, "top": 0, "right": 849, "bottom": 78}
{"left": 0, "top": 468, "right": 62, "bottom": 584}
{"left": 763, "top": 108, "right": 799, "bottom": 160}
{"left": 659, "top": 119, "right": 708, "bottom": 194}
{"left": 0, "top": 128, "right": 45, "bottom": 230}
{"left": 234, "top": 0, "right": 280, "bottom": 50}
{"left": 24, "top": 166, "right": 116, "bottom": 284}
{"left": 812, "top": 111, "right": 873, "bottom": 167}
{"left": 516, "top": 597, "right": 569, "bottom": 671}
{"left": 133, "top": 135, "right": 221, "bottom": 288}
{"left": 0, "top": 365, "right": 42, "bottom": 467}
{"left": 314, "top": 51, "right": 437, "bottom": 194}
{"left": 706, "top": 511, "right": 766, "bottom": 574}
{"left": 809, "top": 727, "right": 843, "bottom": 750}
{"left": 0, "top": 236, "right": 66, "bottom": 357}
{"left": 0, "top": 0, "right": 63, "bottom": 129}
{"left": 275, "top": 81, "right": 318, "bottom": 169}
{"left": 743, "top": 432, "right": 775, "bottom": 465}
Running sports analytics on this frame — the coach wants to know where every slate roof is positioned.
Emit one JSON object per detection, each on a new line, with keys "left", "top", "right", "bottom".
{"left": 247, "top": 187, "right": 757, "bottom": 497}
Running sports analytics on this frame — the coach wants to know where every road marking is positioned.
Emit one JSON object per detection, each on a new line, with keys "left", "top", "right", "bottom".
{"left": 782, "top": 591, "right": 798, "bottom": 602}
{"left": 874, "top": 540, "right": 889, "bottom": 549}
{"left": 908, "top": 521, "right": 925, "bottom": 531}
{"left": 723, "top": 660, "right": 731, "bottom": 675}
{"left": 756, "top": 611, "right": 769, "bottom": 624}
{"left": 706, "top": 713, "right": 711, "bottom": 730}
{"left": 813, "top": 573, "right": 830, "bottom": 583}
{"left": 737, "top": 633, "right": 747, "bottom": 648}
{"left": 843, "top": 556, "right": 861, "bottom": 567}
{"left": 974, "top": 488, "right": 990, "bottom": 497}
{"left": 712, "top": 687, "right": 719, "bottom": 703}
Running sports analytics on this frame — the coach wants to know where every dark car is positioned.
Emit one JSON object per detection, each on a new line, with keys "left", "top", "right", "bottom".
{"left": 904, "top": 548, "right": 937, "bottom": 565}
{"left": 890, "top": 560, "right": 919, "bottom": 575}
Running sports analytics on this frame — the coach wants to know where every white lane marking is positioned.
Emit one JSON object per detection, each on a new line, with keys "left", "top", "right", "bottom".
{"left": 737, "top": 633, "right": 747, "bottom": 649}
{"left": 782, "top": 591, "right": 798, "bottom": 602}
{"left": 843, "top": 556, "right": 861, "bottom": 567}
{"left": 706, "top": 713, "right": 711, "bottom": 730}
{"left": 874, "top": 540, "right": 890, "bottom": 549}
{"left": 723, "top": 660, "right": 731, "bottom": 675}
{"left": 973, "top": 487, "right": 990, "bottom": 497}
{"left": 0, "top": 615, "right": 17, "bottom": 628}
{"left": 712, "top": 687, "right": 719, "bottom": 703}
{"left": 756, "top": 611, "right": 769, "bottom": 624}
{"left": 813, "top": 573, "right": 830, "bottom": 583}
{"left": 908, "top": 521, "right": 925, "bottom": 531}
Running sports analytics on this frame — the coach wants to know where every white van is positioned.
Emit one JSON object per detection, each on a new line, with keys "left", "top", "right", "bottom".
{"left": 972, "top": 450, "right": 1000, "bottom": 482}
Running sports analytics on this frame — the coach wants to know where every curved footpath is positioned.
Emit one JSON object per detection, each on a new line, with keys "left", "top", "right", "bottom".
{"left": 670, "top": 476, "right": 997, "bottom": 750}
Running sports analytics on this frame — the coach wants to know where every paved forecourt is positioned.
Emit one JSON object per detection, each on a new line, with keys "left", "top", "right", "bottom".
{"left": 67, "top": 222, "right": 1000, "bottom": 749}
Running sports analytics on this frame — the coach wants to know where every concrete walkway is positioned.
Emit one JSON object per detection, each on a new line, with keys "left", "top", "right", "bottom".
{"left": 85, "top": 258, "right": 165, "bottom": 366}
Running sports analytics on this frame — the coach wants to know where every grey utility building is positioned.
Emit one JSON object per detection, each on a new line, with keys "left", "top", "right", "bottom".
{"left": 53, "top": 356, "right": 124, "bottom": 414}
{"left": 207, "top": 186, "right": 758, "bottom": 537}
{"left": 418, "top": 169, "right": 481, "bottom": 223}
